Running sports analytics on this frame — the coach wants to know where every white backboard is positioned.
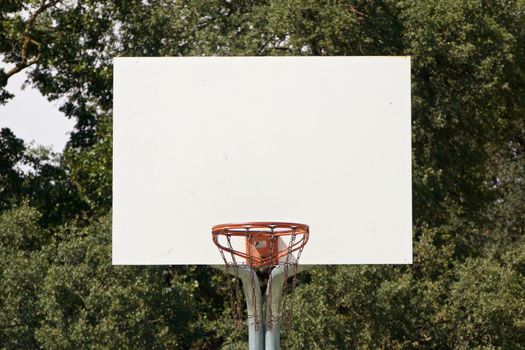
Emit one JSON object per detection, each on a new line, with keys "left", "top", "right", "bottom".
{"left": 113, "top": 57, "right": 412, "bottom": 265}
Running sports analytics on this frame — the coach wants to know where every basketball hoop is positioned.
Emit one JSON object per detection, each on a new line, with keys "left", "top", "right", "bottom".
{"left": 212, "top": 222, "right": 309, "bottom": 268}
{"left": 212, "top": 222, "right": 309, "bottom": 335}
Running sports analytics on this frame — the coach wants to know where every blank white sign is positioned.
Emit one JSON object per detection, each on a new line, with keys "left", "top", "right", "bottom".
{"left": 113, "top": 57, "right": 412, "bottom": 265}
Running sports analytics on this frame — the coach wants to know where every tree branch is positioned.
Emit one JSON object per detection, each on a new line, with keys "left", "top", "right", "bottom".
{"left": 5, "top": 0, "right": 60, "bottom": 80}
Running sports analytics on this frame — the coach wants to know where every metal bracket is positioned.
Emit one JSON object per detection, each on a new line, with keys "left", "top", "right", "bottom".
{"left": 211, "top": 265, "right": 312, "bottom": 350}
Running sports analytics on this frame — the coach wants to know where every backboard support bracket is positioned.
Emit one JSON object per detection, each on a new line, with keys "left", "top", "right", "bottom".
{"left": 211, "top": 265, "right": 312, "bottom": 350}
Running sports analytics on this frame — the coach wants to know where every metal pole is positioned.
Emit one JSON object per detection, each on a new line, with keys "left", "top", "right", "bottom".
{"left": 264, "top": 265, "right": 285, "bottom": 350}
{"left": 236, "top": 266, "right": 264, "bottom": 350}
{"left": 212, "top": 265, "right": 311, "bottom": 350}
{"left": 264, "top": 265, "right": 311, "bottom": 350}
{"left": 211, "top": 265, "right": 263, "bottom": 350}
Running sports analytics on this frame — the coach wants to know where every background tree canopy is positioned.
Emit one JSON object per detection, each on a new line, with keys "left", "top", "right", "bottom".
{"left": 1, "top": 1, "right": 524, "bottom": 349}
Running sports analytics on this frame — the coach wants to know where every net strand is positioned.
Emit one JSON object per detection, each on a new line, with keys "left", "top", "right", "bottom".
{"left": 287, "top": 233, "right": 306, "bottom": 329}
{"left": 246, "top": 228, "right": 261, "bottom": 330}
{"left": 226, "top": 233, "right": 243, "bottom": 330}
{"left": 266, "top": 225, "right": 276, "bottom": 330}
{"left": 216, "top": 232, "right": 239, "bottom": 328}
{"left": 280, "top": 226, "right": 297, "bottom": 329}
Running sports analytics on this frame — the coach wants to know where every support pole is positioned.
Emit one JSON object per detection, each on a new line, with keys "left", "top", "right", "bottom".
{"left": 264, "top": 265, "right": 286, "bottom": 350}
{"left": 264, "top": 265, "right": 311, "bottom": 350}
{"left": 237, "top": 266, "right": 264, "bottom": 350}
{"left": 211, "top": 265, "right": 311, "bottom": 350}
{"left": 211, "top": 265, "right": 263, "bottom": 350}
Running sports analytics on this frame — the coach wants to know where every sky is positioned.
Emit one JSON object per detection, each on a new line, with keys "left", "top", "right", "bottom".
{"left": 0, "top": 61, "right": 75, "bottom": 153}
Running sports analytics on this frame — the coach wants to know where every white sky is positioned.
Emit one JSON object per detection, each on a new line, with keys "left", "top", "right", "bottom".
{"left": 0, "top": 60, "right": 75, "bottom": 153}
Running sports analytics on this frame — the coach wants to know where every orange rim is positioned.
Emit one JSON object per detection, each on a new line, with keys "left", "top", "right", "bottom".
{"left": 212, "top": 222, "right": 309, "bottom": 268}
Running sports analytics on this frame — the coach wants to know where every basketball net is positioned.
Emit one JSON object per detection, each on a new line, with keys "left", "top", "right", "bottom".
{"left": 212, "top": 222, "right": 309, "bottom": 331}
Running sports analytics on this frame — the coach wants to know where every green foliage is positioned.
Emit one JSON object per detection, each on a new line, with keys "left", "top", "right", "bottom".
{"left": 36, "top": 215, "right": 198, "bottom": 349}
{"left": 0, "top": 202, "right": 47, "bottom": 250}
{"left": 283, "top": 266, "right": 431, "bottom": 349}
{"left": 0, "top": 0, "right": 524, "bottom": 348}
{"left": 0, "top": 128, "right": 25, "bottom": 211}
{"left": 0, "top": 207, "right": 201, "bottom": 349}
{"left": 284, "top": 250, "right": 525, "bottom": 349}
{"left": 445, "top": 253, "right": 525, "bottom": 349}
{"left": 406, "top": 0, "right": 525, "bottom": 231}
{"left": 22, "top": 144, "right": 90, "bottom": 226}
{"left": 0, "top": 128, "right": 89, "bottom": 226}
{"left": 0, "top": 205, "right": 49, "bottom": 348}
{"left": 64, "top": 113, "right": 112, "bottom": 213}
